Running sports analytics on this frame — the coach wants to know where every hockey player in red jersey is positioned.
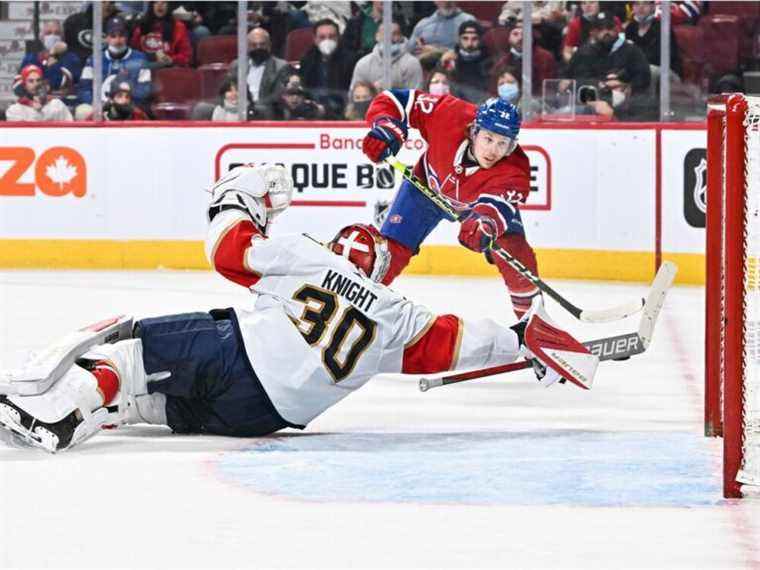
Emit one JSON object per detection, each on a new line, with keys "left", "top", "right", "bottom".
{"left": 0, "top": 165, "right": 596, "bottom": 453}
{"left": 362, "top": 89, "right": 540, "bottom": 319}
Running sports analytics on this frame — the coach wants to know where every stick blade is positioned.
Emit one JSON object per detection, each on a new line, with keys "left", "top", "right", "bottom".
{"left": 579, "top": 298, "right": 645, "bottom": 323}
{"left": 638, "top": 261, "right": 678, "bottom": 348}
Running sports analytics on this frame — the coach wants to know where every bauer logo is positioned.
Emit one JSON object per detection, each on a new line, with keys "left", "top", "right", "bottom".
{"left": 683, "top": 148, "right": 706, "bottom": 228}
{"left": 0, "top": 146, "right": 87, "bottom": 198}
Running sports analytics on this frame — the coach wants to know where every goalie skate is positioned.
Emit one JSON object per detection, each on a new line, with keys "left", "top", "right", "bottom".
{"left": 0, "top": 364, "right": 113, "bottom": 453}
{"left": 523, "top": 298, "right": 599, "bottom": 390}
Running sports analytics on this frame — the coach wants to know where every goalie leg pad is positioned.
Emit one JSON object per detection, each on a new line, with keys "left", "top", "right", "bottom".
{"left": 0, "top": 364, "right": 111, "bottom": 452}
{"left": 0, "top": 315, "right": 134, "bottom": 397}
{"left": 523, "top": 298, "right": 599, "bottom": 390}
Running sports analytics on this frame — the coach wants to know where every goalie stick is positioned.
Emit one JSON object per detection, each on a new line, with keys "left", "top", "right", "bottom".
{"left": 419, "top": 259, "right": 677, "bottom": 392}
{"left": 385, "top": 158, "right": 646, "bottom": 324}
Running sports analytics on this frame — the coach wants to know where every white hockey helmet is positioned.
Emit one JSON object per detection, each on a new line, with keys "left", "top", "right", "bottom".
{"left": 329, "top": 224, "right": 390, "bottom": 282}
{"left": 210, "top": 164, "right": 294, "bottom": 232}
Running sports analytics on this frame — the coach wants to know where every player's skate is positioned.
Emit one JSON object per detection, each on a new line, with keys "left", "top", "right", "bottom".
{"left": 0, "top": 362, "right": 114, "bottom": 452}
{"left": 517, "top": 297, "right": 599, "bottom": 389}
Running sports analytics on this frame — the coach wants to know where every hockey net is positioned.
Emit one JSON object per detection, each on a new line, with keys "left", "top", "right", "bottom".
{"left": 706, "top": 93, "right": 760, "bottom": 498}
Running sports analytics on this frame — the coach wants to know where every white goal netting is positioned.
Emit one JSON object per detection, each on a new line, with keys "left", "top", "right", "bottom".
{"left": 738, "top": 96, "right": 760, "bottom": 489}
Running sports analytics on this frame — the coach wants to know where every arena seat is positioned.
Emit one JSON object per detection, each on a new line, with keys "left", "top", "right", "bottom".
{"left": 196, "top": 35, "right": 238, "bottom": 66}
{"left": 673, "top": 24, "right": 704, "bottom": 84}
{"left": 700, "top": 15, "right": 740, "bottom": 79}
{"left": 152, "top": 67, "right": 202, "bottom": 120}
{"left": 463, "top": 1, "right": 502, "bottom": 23}
{"left": 705, "top": 2, "right": 759, "bottom": 64}
{"left": 197, "top": 63, "right": 230, "bottom": 101}
{"left": 483, "top": 26, "right": 510, "bottom": 56}
{"left": 284, "top": 27, "right": 314, "bottom": 63}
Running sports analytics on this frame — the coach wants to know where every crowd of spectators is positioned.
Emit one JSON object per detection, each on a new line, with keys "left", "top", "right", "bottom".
{"left": 4, "top": 0, "right": 756, "bottom": 123}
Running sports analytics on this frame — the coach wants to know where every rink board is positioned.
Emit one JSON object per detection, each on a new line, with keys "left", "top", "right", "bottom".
{"left": 0, "top": 122, "right": 705, "bottom": 283}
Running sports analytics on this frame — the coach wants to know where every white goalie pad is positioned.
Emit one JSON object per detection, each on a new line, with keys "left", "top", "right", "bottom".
{"left": 0, "top": 315, "right": 134, "bottom": 396}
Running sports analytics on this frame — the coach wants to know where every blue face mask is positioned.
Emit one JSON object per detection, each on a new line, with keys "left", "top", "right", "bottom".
{"left": 498, "top": 82, "right": 520, "bottom": 103}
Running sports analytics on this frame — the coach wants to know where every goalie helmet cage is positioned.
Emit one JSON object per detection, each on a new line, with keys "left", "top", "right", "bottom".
{"left": 705, "top": 93, "right": 760, "bottom": 498}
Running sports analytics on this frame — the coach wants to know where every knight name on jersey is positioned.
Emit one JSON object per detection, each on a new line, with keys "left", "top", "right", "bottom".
{"left": 321, "top": 269, "right": 378, "bottom": 313}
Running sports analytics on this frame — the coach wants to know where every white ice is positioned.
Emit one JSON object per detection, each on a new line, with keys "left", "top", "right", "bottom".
{"left": 0, "top": 270, "right": 758, "bottom": 569}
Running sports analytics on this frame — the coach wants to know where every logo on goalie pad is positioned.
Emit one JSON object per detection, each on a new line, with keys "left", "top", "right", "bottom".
{"left": 545, "top": 348, "right": 598, "bottom": 390}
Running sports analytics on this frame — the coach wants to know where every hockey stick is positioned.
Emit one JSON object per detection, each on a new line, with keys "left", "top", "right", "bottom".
{"left": 385, "top": 158, "right": 646, "bottom": 324}
{"left": 418, "top": 259, "right": 677, "bottom": 392}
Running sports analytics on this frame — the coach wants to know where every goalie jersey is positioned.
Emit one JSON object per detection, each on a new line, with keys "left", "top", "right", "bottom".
{"left": 206, "top": 210, "right": 520, "bottom": 427}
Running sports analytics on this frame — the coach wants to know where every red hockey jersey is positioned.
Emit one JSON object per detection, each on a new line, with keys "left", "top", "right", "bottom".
{"left": 366, "top": 89, "right": 532, "bottom": 206}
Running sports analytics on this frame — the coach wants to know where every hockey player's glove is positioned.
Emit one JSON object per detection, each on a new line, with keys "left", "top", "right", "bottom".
{"left": 458, "top": 205, "right": 506, "bottom": 252}
{"left": 362, "top": 117, "right": 407, "bottom": 163}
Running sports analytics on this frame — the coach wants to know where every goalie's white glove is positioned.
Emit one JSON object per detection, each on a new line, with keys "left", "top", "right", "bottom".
{"left": 208, "top": 164, "right": 294, "bottom": 234}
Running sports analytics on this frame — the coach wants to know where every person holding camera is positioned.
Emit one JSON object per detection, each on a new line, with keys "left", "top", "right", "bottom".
{"left": 567, "top": 12, "right": 653, "bottom": 121}
{"left": 6, "top": 64, "right": 73, "bottom": 122}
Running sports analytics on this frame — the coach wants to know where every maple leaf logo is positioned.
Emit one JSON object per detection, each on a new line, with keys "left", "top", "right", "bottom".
{"left": 45, "top": 155, "right": 78, "bottom": 190}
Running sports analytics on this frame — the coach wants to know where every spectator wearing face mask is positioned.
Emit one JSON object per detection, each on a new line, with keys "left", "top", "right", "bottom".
{"left": 63, "top": 1, "right": 120, "bottom": 66}
{"left": 407, "top": 1, "right": 475, "bottom": 54}
{"left": 568, "top": 12, "right": 653, "bottom": 121}
{"left": 349, "top": 21, "right": 423, "bottom": 93}
{"left": 228, "top": 27, "right": 292, "bottom": 120}
{"left": 490, "top": 20, "right": 556, "bottom": 96}
{"left": 426, "top": 68, "right": 454, "bottom": 98}
{"left": 562, "top": 1, "right": 621, "bottom": 64}
{"left": 77, "top": 16, "right": 152, "bottom": 108}
{"left": 625, "top": 1, "right": 682, "bottom": 81}
{"left": 298, "top": 18, "right": 358, "bottom": 119}
{"left": 274, "top": 83, "right": 327, "bottom": 121}
{"left": 102, "top": 80, "right": 149, "bottom": 121}
{"left": 130, "top": 1, "right": 192, "bottom": 68}
{"left": 495, "top": 68, "right": 521, "bottom": 105}
{"left": 440, "top": 20, "right": 493, "bottom": 104}
{"left": 18, "top": 21, "right": 82, "bottom": 93}
{"left": 345, "top": 81, "right": 378, "bottom": 120}
{"left": 6, "top": 64, "right": 73, "bottom": 122}
{"left": 211, "top": 77, "right": 259, "bottom": 122}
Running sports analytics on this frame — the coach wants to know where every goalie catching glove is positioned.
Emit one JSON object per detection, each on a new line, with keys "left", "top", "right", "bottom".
{"left": 207, "top": 164, "right": 294, "bottom": 235}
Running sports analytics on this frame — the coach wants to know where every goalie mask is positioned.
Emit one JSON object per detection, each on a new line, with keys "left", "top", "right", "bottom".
{"left": 208, "top": 164, "right": 294, "bottom": 234}
{"left": 328, "top": 224, "right": 390, "bottom": 283}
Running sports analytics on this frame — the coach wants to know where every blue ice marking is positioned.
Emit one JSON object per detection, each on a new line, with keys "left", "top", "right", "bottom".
{"left": 217, "top": 431, "right": 721, "bottom": 507}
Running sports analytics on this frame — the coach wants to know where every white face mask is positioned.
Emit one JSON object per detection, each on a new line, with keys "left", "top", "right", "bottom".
{"left": 318, "top": 38, "right": 337, "bottom": 56}
{"left": 43, "top": 34, "right": 61, "bottom": 52}
{"left": 611, "top": 89, "right": 626, "bottom": 107}
{"left": 108, "top": 43, "right": 127, "bottom": 57}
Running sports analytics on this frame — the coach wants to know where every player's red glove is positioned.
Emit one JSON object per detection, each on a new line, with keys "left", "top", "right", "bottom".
{"left": 458, "top": 206, "right": 506, "bottom": 252}
{"left": 362, "top": 117, "right": 407, "bottom": 163}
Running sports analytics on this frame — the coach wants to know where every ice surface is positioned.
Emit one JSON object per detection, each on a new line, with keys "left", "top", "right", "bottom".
{"left": 0, "top": 270, "right": 758, "bottom": 569}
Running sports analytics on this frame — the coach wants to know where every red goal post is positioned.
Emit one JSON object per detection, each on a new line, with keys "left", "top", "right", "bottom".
{"left": 705, "top": 93, "right": 760, "bottom": 498}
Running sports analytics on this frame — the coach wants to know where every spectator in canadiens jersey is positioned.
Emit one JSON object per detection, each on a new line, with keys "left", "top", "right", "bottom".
{"left": 130, "top": 1, "right": 192, "bottom": 68}
{"left": 77, "top": 16, "right": 152, "bottom": 109}
{"left": 362, "top": 89, "right": 542, "bottom": 320}
{"left": 0, "top": 165, "right": 597, "bottom": 452}
{"left": 5, "top": 64, "right": 73, "bottom": 122}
